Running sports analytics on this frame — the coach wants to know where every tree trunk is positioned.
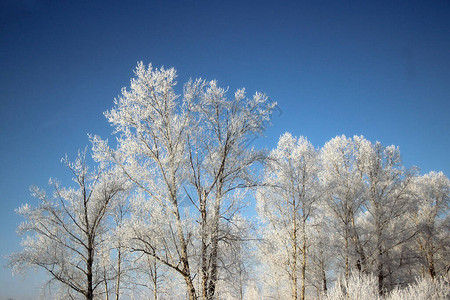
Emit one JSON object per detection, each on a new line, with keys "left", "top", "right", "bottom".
{"left": 375, "top": 206, "right": 384, "bottom": 296}
{"left": 207, "top": 185, "right": 223, "bottom": 300}
{"left": 86, "top": 239, "right": 94, "bottom": 300}
{"left": 291, "top": 198, "right": 298, "bottom": 300}
{"left": 351, "top": 215, "right": 366, "bottom": 272}
{"left": 238, "top": 264, "right": 244, "bottom": 300}
{"left": 87, "top": 261, "right": 94, "bottom": 300}
{"left": 169, "top": 172, "right": 197, "bottom": 300}
{"left": 174, "top": 206, "right": 197, "bottom": 300}
{"left": 292, "top": 239, "right": 298, "bottom": 300}
{"left": 150, "top": 254, "right": 158, "bottom": 300}
{"left": 104, "top": 266, "right": 110, "bottom": 300}
{"left": 345, "top": 226, "right": 349, "bottom": 285}
{"left": 115, "top": 248, "right": 121, "bottom": 300}
{"left": 153, "top": 265, "right": 158, "bottom": 300}
{"left": 207, "top": 217, "right": 219, "bottom": 300}
{"left": 428, "top": 251, "right": 436, "bottom": 279}
{"left": 377, "top": 237, "right": 384, "bottom": 295}
{"left": 200, "top": 191, "right": 209, "bottom": 299}
{"left": 184, "top": 275, "right": 198, "bottom": 300}
{"left": 300, "top": 239, "right": 306, "bottom": 300}
{"left": 321, "top": 260, "right": 327, "bottom": 295}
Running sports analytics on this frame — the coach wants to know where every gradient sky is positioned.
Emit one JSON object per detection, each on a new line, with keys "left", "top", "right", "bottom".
{"left": 1, "top": 0, "right": 449, "bottom": 298}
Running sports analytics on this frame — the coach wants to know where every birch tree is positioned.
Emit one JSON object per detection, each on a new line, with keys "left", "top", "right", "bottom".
{"left": 9, "top": 150, "right": 126, "bottom": 300}
{"left": 355, "top": 138, "right": 416, "bottom": 293}
{"left": 185, "top": 80, "right": 274, "bottom": 299}
{"left": 308, "top": 212, "right": 336, "bottom": 297}
{"left": 91, "top": 62, "right": 199, "bottom": 299}
{"left": 412, "top": 171, "right": 449, "bottom": 279}
{"left": 101, "top": 190, "right": 134, "bottom": 300}
{"left": 91, "top": 62, "right": 274, "bottom": 299}
{"left": 319, "top": 135, "right": 366, "bottom": 281}
{"left": 257, "top": 133, "right": 320, "bottom": 300}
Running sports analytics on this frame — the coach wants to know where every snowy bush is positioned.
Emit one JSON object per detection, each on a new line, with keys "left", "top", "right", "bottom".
{"left": 323, "top": 273, "right": 449, "bottom": 300}
{"left": 323, "top": 272, "right": 380, "bottom": 300}
{"left": 387, "top": 276, "right": 450, "bottom": 300}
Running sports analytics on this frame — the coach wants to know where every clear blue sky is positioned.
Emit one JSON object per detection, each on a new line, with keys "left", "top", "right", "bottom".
{"left": 1, "top": 0, "right": 449, "bottom": 298}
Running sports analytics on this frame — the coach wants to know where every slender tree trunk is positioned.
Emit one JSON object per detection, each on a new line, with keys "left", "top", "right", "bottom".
{"left": 115, "top": 248, "right": 121, "bottom": 300}
{"left": 184, "top": 275, "right": 198, "bottom": 300}
{"left": 292, "top": 268, "right": 298, "bottom": 300}
{"left": 207, "top": 183, "right": 223, "bottom": 300}
{"left": 428, "top": 250, "right": 436, "bottom": 279}
{"left": 291, "top": 198, "right": 298, "bottom": 300}
{"left": 104, "top": 266, "right": 110, "bottom": 300}
{"left": 174, "top": 205, "right": 197, "bottom": 300}
{"left": 351, "top": 216, "right": 366, "bottom": 272}
{"left": 201, "top": 230, "right": 208, "bottom": 299}
{"left": 374, "top": 206, "right": 384, "bottom": 296}
{"left": 321, "top": 260, "right": 327, "bottom": 295}
{"left": 169, "top": 169, "right": 197, "bottom": 300}
{"left": 376, "top": 223, "right": 384, "bottom": 296}
{"left": 84, "top": 185, "right": 94, "bottom": 300}
{"left": 87, "top": 247, "right": 94, "bottom": 300}
{"left": 377, "top": 246, "right": 384, "bottom": 295}
{"left": 148, "top": 254, "right": 158, "bottom": 300}
{"left": 207, "top": 207, "right": 219, "bottom": 299}
{"left": 153, "top": 259, "right": 158, "bottom": 300}
{"left": 344, "top": 226, "right": 349, "bottom": 285}
{"left": 300, "top": 238, "right": 306, "bottom": 300}
{"left": 238, "top": 265, "right": 244, "bottom": 300}
{"left": 200, "top": 191, "right": 209, "bottom": 300}
{"left": 292, "top": 240, "right": 298, "bottom": 300}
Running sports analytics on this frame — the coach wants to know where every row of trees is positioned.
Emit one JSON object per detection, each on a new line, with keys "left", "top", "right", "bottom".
{"left": 256, "top": 133, "right": 449, "bottom": 299}
{"left": 9, "top": 63, "right": 449, "bottom": 299}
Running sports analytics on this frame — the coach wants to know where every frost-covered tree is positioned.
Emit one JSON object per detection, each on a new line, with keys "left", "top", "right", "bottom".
{"left": 91, "top": 62, "right": 198, "bottom": 298}
{"left": 214, "top": 215, "right": 255, "bottom": 300}
{"left": 101, "top": 190, "right": 135, "bottom": 300}
{"left": 354, "top": 138, "right": 416, "bottom": 293}
{"left": 412, "top": 171, "right": 449, "bottom": 279}
{"left": 308, "top": 212, "right": 337, "bottom": 297}
{"left": 9, "top": 150, "right": 126, "bottom": 300}
{"left": 257, "top": 133, "right": 320, "bottom": 300}
{"left": 91, "top": 62, "right": 274, "bottom": 299}
{"left": 256, "top": 224, "right": 292, "bottom": 299}
{"left": 185, "top": 80, "right": 274, "bottom": 299}
{"left": 319, "top": 135, "right": 366, "bottom": 282}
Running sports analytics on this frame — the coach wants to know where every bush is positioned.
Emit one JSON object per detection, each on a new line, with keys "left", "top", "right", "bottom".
{"left": 323, "top": 273, "right": 449, "bottom": 300}
{"left": 387, "top": 276, "right": 450, "bottom": 300}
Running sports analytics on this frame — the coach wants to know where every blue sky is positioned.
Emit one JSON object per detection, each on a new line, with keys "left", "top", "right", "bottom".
{"left": 1, "top": 0, "right": 449, "bottom": 298}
